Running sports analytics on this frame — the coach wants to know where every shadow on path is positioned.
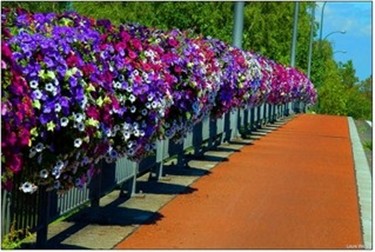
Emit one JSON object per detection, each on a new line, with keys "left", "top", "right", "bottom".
{"left": 137, "top": 181, "right": 198, "bottom": 195}
{"left": 26, "top": 193, "right": 164, "bottom": 249}
{"left": 164, "top": 164, "right": 212, "bottom": 177}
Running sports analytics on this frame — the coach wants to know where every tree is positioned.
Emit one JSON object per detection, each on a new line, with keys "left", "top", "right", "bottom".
{"left": 338, "top": 60, "right": 359, "bottom": 88}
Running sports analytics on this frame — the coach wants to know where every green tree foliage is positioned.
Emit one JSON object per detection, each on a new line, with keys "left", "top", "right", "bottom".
{"left": 316, "top": 43, "right": 348, "bottom": 116}
{"left": 338, "top": 60, "right": 359, "bottom": 88}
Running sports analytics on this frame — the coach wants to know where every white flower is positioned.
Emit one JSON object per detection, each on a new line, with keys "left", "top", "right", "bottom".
{"left": 130, "top": 106, "right": 136, "bottom": 113}
{"left": 113, "top": 81, "right": 122, "bottom": 89}
{"left": 151, "top": 101, "right": 158, "bottom": 109}
{"left": 39, "top": 169, "right": 49, "bottom": 179}
{"left": 122, "top": 131, "right": 131, "bottom": 141}
{"left": 129, "top": 94, "right": 136, "bottom": 103}
{"left": 30, "top": 80, "right": 38, "bottom": 89}
{"left": 147, "top": 94, "right": 154, "bottom": 101}
{"left": 60, "top": 117, "right": 69, "bottom": 127}
{"left": 126, "top": 86, "right": 132, "bottom": 93}
{"left": 35, "top": 143, "right": 44, "bottom": 152}
{"left": 19, "top": 182, "right": 38, "bottom": 194}
{"left": 127, "top": 141, "right": 134, "bottom": 148}
{"left": 106, "top": 129, "right": 112, "bottom": 137}
{"left": 74, "top": 113, "right": 84, "bottom": 123}
{"left": 145, "top": 102, "right": 151, "bottom": 109}
{"left": 55, "top": 160, "right": 64, "bottom": 170}
{"left": 74, "top": 138, "right": 83, "bottom": 148}
{"left": 127, "top": 148, "right": 135, "bottom": 156}
{"left": 52, "top": 167, "right": 61, "bottom": 179}
{"left": 45, "top": 83, "right": 55, "bottom": 92}
{"left": 141, "top": 109, "right": 148, "bottom": 116}
{"left": 54, "top": 103, "right": 62, "bottom": 112}
{"left": 114, "top": 125, "right": 120, "bottom": 132}
{"left": 133, "top": 129, "right": 140, "bottom": 137}
{"left": 123, "top": 123, "right": 131, "bottom": 131}
{"left": 77, "top": 122, "right": 85, "bottom": 132}
{"left": 29, "top": 147, "right": 37, "bottom": 158}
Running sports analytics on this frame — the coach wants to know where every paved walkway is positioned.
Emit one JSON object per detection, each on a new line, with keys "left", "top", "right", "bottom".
{"left": 115, "top": 114, "right": 365, "bottom": 249}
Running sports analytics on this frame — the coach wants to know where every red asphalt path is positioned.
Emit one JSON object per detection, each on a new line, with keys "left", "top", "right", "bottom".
{"left": 116, "top": 114, "right": 363, "bottom": 249}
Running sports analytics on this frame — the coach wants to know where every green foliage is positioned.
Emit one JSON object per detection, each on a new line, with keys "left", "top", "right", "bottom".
{"left": 1, "top": 220, "right": 32, "bottom": 249}
{"left": 338, "top": 60, "right": 359, "bottom": 88}
{"left": 363, "top": 140, "right": 372, "bottom": 151}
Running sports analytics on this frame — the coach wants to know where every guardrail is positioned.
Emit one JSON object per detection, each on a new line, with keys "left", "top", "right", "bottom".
{"left": 1, "top": 101, "right": 305, "bottom": 247}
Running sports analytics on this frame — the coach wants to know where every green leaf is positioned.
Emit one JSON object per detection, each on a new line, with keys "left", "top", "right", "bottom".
{"left": 30, "top": 127, "right": 38, "bottom": 137}
{"left": 32, "top": 100, "right": 41, "bottom": 109}
{"left": 46, "top": 121, "right": 56, "bottom": 131}
{"left": 96, "top": 97, "right": 104, "bottom": 107}
{"left": 86, "top": 118, "right": 99, "bottom": 127}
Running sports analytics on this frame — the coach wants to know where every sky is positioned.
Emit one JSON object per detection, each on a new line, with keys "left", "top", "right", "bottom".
{"left": 314, "top": 1, "right": 372, "bottom": 81}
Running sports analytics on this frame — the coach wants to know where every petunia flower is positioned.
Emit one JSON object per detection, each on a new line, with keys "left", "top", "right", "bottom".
{"left": 60, "top": 117, "right": 69, "bottom": 127}
{"left": 74, "top": 138, "right": 82, "bottom": 148}
{"left": 39, "top": 169, "right": 49, "bottom": 178}
{"left": 19, "top": 182, "right": 37, "bottom": 194}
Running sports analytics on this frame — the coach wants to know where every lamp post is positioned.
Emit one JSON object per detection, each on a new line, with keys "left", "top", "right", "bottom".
{"left": 290, "top": 2, "right": 299, "bottom": 67}
{"left": 319, "top": 2, "right": 327, "bottom": 42}
{"left": 307, "top": 4, "right": 315, "bottom": 79}
{"left": 65, "top": 1, "right": 73, "bottom": 11}
{"left": 323, "top": 30, "right": 346, "bottom": 41}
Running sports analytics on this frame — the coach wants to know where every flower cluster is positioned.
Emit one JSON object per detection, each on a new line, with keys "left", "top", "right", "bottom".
{"left": 1, "top": 8, "right": 317, "bottom": 193}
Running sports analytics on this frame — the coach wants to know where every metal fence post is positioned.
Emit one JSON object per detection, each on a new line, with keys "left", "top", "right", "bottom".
{"left": 131, "top": 162, "right": 139, "bottom": 196}
{"left": 1, "top": 190, "right": 11, "bottom": 239}
{"left": 150, "top": 140, "right": 165, "bottom": 180}
{"left": 230, "top": 108, "right": 239, "bottom": 140}
{"left": 89, "top": 164, "right": 102, "bottom": 208}
{"left": 36, "top": 186, "right": 51, "bottom": 248}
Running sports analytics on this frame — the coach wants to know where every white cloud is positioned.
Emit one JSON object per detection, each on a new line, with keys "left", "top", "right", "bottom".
{"left": 316, "top": 2, "right": 372, "bottom": 39}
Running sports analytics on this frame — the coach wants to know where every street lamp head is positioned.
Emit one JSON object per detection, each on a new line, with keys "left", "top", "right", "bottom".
{"left": 323, "top": 30, "right": 347, "bottom": 40}
{"left": 333, "top": 50, "right": 347, "bottom": 54}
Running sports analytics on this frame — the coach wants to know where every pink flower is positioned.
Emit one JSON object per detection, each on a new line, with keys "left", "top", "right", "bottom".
{"left": 128, "top": 50, "right": 137, "bottom": 59}
{"left": 8, "top": 154, "right": 22, "bottom": 174}
{"left": 18, "top": 128, "right": 30, "bottom": 146}
{"left": 86, "top": 106, "right": 100, "bottom": 120}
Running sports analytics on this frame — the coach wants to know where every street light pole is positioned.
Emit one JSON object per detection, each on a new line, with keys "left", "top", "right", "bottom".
{"left": 307, "top": 3, "right": 315, "bottom": 79}
{"left": 290, "top": 2, "right": 299, "bottom": 67}
{"left": 319, "top": 1, "right": 327, "bottom": 42}
{"left": 233, "top": 1, "right": 245, "bottom": 49}
{"left": 65, "top": 1, "right": 73, "bottom": 11}
{"left": 231, "top": 1, "right": 245, "bottom": 139}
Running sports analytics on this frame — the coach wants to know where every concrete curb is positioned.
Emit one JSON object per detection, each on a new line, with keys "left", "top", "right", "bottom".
{"left": 347, "top": 117, "right": 372, "bottom": 249}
